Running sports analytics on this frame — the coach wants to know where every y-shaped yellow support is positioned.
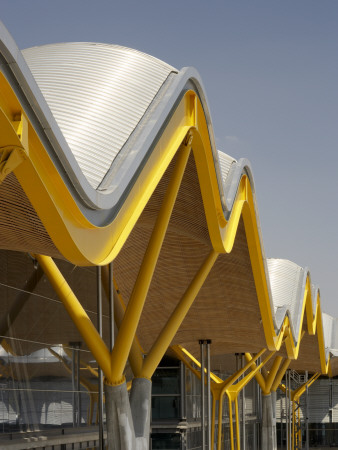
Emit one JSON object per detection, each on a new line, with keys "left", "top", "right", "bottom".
{"left": 172, "top": 345, "right": 275, "bottom": 450}
{"left": 280, "top": 372, "right": 320, "bottom": 450}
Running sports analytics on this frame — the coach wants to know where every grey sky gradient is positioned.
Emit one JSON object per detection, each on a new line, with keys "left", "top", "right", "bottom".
{"left": 2, "top": 1, "right": 338, "bottom": 314}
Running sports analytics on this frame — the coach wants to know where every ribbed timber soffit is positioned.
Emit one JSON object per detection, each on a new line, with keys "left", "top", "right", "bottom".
{"left": 0, "top": 173, "right": 61, "bottom": 258}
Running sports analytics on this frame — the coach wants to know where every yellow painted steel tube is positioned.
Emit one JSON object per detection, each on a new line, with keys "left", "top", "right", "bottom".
{"left": 292, "top": 372, "right": 320, "bottom": 401}
{"left": 217, "top": 392, "right": 224, "bottom": 450}
{"left": 172, "top": 349, "right": 202, "bottom": 381}
{"left": 228, "top": 394, "right": 235, "bottom": 450}
{"left": 216, "top": 351, "right": 265, "bottom": 450}
{"left": 35, "top": 254, "right": 112, "bottom": 381}
{"left": 172, "top": 345, "right": 223, "bottom": 383}
{"left": 271, "top": 359, "right": 291, "bottom": 392}
{"left": 110, "top": 143, "right": 191, "bottom": 382}
{"left": 140, "top": 249, "right": 218, "bottom": 379}
{"left": 229, "top": 352, "right": 275, "bottom": 398}
{"left": 1, "top": 73, "right": 330, "bottom": 374}
{"left": 224, "top": 349, "right": 266, "bottom": 392}
{"left": 297, "top": 407, "right": 301, "bottom": 448}
{"left": 265, "top": 355, "right": 283, "bottom": 394}
{"left": 101, "top": 266, "right": 144, "bottom": 377}
{"left": 244, "top": 352, "right": 266, "bottom": 392}
{"left": 235, "top": 396, "right": 240, "bottom": 450}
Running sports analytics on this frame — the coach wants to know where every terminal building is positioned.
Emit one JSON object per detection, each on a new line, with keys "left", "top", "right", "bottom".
{"left": 0, "top": 21, "right": 338, "bottom": 449}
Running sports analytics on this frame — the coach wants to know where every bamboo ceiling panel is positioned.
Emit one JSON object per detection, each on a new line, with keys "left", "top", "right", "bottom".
{"left": 0, "top": 174, "right": 61, "bottom": 258}
{"left": 0, "top": 21, "right": 336, "bottom": 378}
{"left": 114, "top": 153, "right": 264, "bottom": 356}
{"left": 289, "top": 333, "right": 322, "bottom": 374}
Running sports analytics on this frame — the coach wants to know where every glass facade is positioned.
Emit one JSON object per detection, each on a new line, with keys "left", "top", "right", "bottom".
{"left": 185, "top": 363, "right": 202, "bottom": 422}
{"left": 276, "top": 376, "right": 338, "bottom": 448}
{"left": 151, "top": 357, "right": 260, "bottom": 450}
{"left": 0, "top": 250, "right": 107, "bottom": 448}
{"left": 0, "top": 346, "right": 100, "bottom": 430}
{"left": 2, "top": 249, "right": 336, "bottom": 449}
{"left": 152, "top": 366, "right": 181, "bottom": 421}
{"left": 152, "top": 433, "right": 181, "bottom": 449}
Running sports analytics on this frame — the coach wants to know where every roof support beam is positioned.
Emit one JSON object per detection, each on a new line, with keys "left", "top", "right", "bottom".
{"left": 171, "top": 345, "right": 275, "bottom": 450}
{"left": 34, "top": 253, "right": 112, "bottom": 381}
{"left": 110, "top": 140, "right": 192, "bottom": 384}
{"left": 270, "top": 358, "right": 291, "bottom": 392}
{"left": 216, "top": 350, "right": 274, "bottom": 450}
{"left": 101, "top": 267, "right": 144, "bottom": 377}
{"left": 291, "top": 372, "right": 320, "bottom": 402}
{"left": 140, "top": 248, "right": 218, "bottom": 379}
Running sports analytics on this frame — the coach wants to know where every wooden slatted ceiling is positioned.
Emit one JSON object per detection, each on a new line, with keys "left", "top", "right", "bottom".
{"left": 0, "top": 174, "right": 62, "bottom": 258}
{"left": 0, "top": 148, "right": 333, "bottom": 375}
{"left": 289, "top": 333, "right": 322, "bottom": 374}
{"left": 115, "top": 152, "right": 265, "bottom": 358}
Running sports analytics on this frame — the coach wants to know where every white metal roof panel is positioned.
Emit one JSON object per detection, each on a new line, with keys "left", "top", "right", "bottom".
{"left": 217, "top": 150, "right": 236, "bottom": 183}
{"left": 267, "top": 259, "right": 302, "bottom": 312}
{"left": 22, "top": 43, "right": 176, "bottom": 189}
{"left": 323, "top": 312, "right": 338, "bottom": 353}
{"left": 267, "top": 258, "right": 305, "bottom": 339}
{"left": 2, "top": 22, "right": 338, "bottom": 369}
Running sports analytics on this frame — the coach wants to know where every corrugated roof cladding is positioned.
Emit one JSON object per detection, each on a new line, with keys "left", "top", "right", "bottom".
{"left": 217, "top": 150, "right": 236, "bottom": 183}
{"left": 22, "top": 43, "right": 176, "bottom": 189}
{"left": 267, "top": 258, "right": 303, "bottom": 329}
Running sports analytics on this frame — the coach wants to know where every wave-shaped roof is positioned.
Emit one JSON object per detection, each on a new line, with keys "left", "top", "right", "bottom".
{"left": 22, "top": 43, "right": 176, "bottom": 189}
{"left": 0, "top": 21, "right": 336, "bottom": 377}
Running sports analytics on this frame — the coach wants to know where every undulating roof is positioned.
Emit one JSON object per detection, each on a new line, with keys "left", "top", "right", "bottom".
{"left": 0, "top": 21, "right": 336, "bottom": 377}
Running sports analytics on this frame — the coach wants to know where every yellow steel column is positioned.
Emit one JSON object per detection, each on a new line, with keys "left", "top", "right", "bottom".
{"left": 217, "top": 392, "right": 224, "bottom": 450}
{"left": 173, "top": 346, "right": 269, "bottom": 450}
{"left": 228, "top": 395, "right": 235, "bottom": 450}
{"left": 290, "top": 372, "right": 320, "bottom": 449}
{"left": 234, "top": 396, "right": 240, "bottom": 450}
{"left": 265, "top": 355, "right": 283, "bottom": 394}
{"left": 101, "top": 266, "right": 144, "bottom": 377}
{"left": 244, "top": 352, "right": 267, "bottom": 392}
{"left": 35, "top": 254, "right": 112, "bottom": 381}
{"left": 110, "top": 142, "right": 191, "bottom": 383}
{"left": 171, "top": 345, "right": 223, "bottom": 384}
{"left": 292, "top": 372, "right": 320, "bottom": 400}
{"left": 171, "top": 342, "right": 221, "bottom": 448}
{"left": 271, "top": 359, "right": 291, "bottom": 392}
{"left": 140, "top": 249, "right": 218, "bottom": 379}
{"left": 211, "top": 393, "right": 216, "bottom": 450}
{"left": 297, "top": 405, "right": 301, "bottom": 448}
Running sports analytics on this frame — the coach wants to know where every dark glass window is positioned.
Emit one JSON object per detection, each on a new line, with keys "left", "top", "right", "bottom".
{"left": 152, "top": 369, "right": 180, "bottom": 395}
{"left": 152, "top": 396, "right": 180, "bottom": 420}
{"left": 152, "top": 366, "right": 180, "bottom": 421}
{"left": 151, "top": 432, "right": 180, "bottom": 449}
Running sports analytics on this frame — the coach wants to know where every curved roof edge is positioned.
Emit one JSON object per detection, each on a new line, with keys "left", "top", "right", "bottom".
{"left": 0, "top": 22, "right": 226, "bottom": 225}
{"left": 0, "top": 22, "right": 336, "bottom": 373}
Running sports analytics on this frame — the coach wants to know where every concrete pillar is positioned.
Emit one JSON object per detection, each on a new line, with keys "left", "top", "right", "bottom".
{"left": 261, "top": 393, "right": 277, "bottom": 450}
{"left": 130, "top": 378, "right": 152, "bottom": 450}
{"left": 105, "top": 377, "right": 152, "bottom": 450}
{"left": 105, "top": 381, "right": 136, "bottom": 450}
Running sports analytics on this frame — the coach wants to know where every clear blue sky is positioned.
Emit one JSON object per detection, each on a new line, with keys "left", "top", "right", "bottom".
{"left": 2, "top": 1, "right": 338, "bottom": 314}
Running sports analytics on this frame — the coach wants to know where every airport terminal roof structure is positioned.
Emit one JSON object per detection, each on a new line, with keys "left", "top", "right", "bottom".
{"left": 0, "top": 21, "right": 337, "bottom": 383}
